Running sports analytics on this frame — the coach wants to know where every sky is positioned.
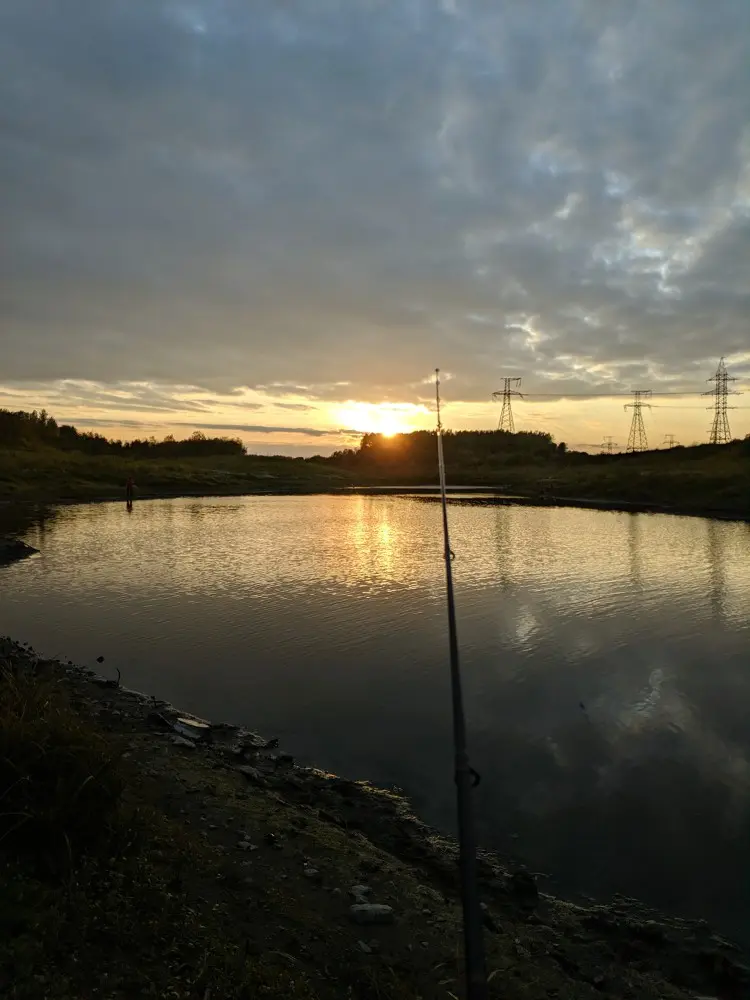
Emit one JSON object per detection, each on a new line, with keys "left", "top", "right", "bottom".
{"left": 2, "top": 0, "right": 750, "bottom": 455}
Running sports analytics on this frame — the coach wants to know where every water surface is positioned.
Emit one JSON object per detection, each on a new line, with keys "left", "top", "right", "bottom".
{"left": 2, "top": 496, "right": 750, "bottom": 938}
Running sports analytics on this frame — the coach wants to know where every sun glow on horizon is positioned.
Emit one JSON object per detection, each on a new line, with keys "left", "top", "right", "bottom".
{"left": 335, "top": 401, "right": 429, "bottom": 437}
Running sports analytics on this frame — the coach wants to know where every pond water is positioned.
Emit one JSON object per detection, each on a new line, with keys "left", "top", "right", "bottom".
{"left": 2, "top": 495, "right": 750, "bottom": 939}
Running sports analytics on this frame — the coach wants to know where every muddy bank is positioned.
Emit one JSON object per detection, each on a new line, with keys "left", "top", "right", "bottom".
{"left": 1, "top": 637, "right": 748, "bottom": 999}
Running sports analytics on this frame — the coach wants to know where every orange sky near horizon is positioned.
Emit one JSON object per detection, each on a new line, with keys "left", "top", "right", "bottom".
{"left": 1, "top": 377, "right": 748, "bottom": 456}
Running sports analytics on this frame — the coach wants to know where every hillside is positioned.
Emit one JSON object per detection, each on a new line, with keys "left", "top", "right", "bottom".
{"left": 0, "top": 407, "right": 351, "bottom": 501}
{"left": 0, "top": 447, "right": 350, "bottom": 503}
{"left": 322, "top": 431, "right": 750, "bottom": 517}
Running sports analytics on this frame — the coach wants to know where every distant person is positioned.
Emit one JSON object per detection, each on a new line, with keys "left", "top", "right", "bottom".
{"left": 125, "top": 477, "right": 135, "bottom": 503}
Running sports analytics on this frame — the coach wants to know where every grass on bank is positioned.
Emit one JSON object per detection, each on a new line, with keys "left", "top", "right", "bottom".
{"left": 506, "top": 451, "right": 750, "bottom": 513}
{"left": 353, "top": 441, "right": 750, "bottom": 514}
{"left": 0, "top": 434, "right": 748, "bottom": 515}
{"left": 0, "top": 447, "right": 353, "bottom": 502}
{"left": 0, "top": 664, "right": 317, "bottom": 999}
{"left": 0, "top": 663, "right": 125, "bottom": 871}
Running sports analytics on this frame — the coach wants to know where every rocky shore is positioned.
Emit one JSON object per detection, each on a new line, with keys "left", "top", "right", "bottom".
{"left": 0, "top": 537, "right": 38, "bottom": 565}
{"left": 1, "top": 637, "right": 747, "bottom": 999}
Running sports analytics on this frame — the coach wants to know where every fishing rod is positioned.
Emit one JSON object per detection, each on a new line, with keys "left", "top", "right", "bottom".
{"left": 434, "top": 369, "right": 489, "bottom": 1000}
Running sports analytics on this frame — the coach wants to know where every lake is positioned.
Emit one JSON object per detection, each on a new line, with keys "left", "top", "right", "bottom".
{"left": 2, "top": 495, "right": 750, "bottom": 939}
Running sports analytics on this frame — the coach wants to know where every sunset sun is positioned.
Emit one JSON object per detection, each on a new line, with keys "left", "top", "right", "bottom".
{"left": 377, "top": 412, "right": 404, "bottom": 437}
{"left": 335, "top": 402, "right": 427, "bottom": 438}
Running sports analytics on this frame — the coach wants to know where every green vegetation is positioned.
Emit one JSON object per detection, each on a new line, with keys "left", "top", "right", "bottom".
{"left": 0, "top": 662, "right": 321, "bottom": 998}
{"left": 2, "top": 643, "right": 740, "bottom": 999}
{"left": 0, "top": 407, "right": 245, "bottom": 458}
{"left": 324, "top": 429, "right": 565, "bottom": 479}
{"left": 323, "top": 430, "right": 750, "bottom": 516}
{"left": 0, "top": 447, "right": 351, "bottom": 502}
{"left": 1, "top": 407, "right": 748, "bottom": 514}
{"left": 0, "top": 407, "right": 353, "bottom": 501}
{"left": 0, "top": 663, "right": 125, "bottom": 871}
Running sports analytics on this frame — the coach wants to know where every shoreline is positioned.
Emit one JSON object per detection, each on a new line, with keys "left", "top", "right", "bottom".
{"left": 0, "top": 537, "right": 38, "bottom": 565}
{"left": 2, "top": 637, "right": 747, "bottom": 999}
{"left": 352, "top": 488, "right": 750, "bottom": 523}
{"left": 1, "top": 484, "right": 748, "bottom": 525}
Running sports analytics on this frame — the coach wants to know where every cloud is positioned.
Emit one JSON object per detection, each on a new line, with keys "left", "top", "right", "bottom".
{"left": 51, "top": 415, "right": 334, "bottom": 439}
{"left": 0, "top": 379, "right": 265, "bottom": 414}
{"left": 171, "top": 422, "right": 332, "bottom": 437}
{"left": 56, "top": 417, "right": 156, "bottom": 430}
{"left": 1, "top": 0, "right": 750, "bottom": 432}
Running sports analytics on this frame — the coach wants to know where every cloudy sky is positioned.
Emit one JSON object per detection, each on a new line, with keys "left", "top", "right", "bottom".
{"left": 2, "top": 0, "right": 749, "bottom": 454}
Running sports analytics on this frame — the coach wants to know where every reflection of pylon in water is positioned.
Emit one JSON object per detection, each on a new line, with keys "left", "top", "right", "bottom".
{"left": 492, "top": 378, "right": 523, "bottom": 432}
{"left": 624, "top": 390, "right": 651, "bottom": 452}
{"left": 706, "top": 520, "right": 726, "bottom": 620}
{"left": 703, "top": 357, "right": 739, "bottom": 444}
{"left": 627, "top": 513, "right": 643, "bottom": 588}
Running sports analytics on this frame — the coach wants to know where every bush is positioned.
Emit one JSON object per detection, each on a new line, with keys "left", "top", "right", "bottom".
{"left": 0, "top": 664, "right": 124, "bottom": 873}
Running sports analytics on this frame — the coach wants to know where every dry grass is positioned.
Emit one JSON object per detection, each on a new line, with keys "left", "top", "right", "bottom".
{"left": 0, "top": 664, "right": 126, "bottom": 872}
{"left": 0, "top": 664, "right": 319, "bottom": 999}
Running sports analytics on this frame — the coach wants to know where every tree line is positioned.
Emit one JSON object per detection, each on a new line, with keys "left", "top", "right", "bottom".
{"left": 319, "top": 427, "right": 750, "bottom": 484}
{"left": 0, "top": 408, "right": 244, "bottom": 458}
{"left": 322, "top": 428, "right": 568, "bottom": 475}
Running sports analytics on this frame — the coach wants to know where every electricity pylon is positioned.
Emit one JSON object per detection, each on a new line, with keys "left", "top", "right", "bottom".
{"left": 703, "top": 357, "right": 739, "bottom": 444}
{"left": 492, "top": 378, "right": 523, "bottom": 432}
{"left": 663, "top": 434, "right": 678, "bottom": 448}
{"left": 624, "top": 390, "right": 652, "bottom": 452}
{"left": 601, "top": 436, "right": 618, "bottom": 454}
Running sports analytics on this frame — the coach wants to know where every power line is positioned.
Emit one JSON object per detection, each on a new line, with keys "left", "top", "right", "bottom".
{"left": 601, "top": 435, "right": 618, "bottom": 454}
{"left": 518, "top": 398, "right": 750, "bottom": 408}
{"left": 663, "top": 433, "right": 679, "bottom": 448}
{"left": 651, "top": 405, "right": 750, "bottom": 410}
{"left": 704, "top": 357, "right": 740, "bottom": 444}
{"left": 520, "top": 390, "right": 743, "bottom": 397}
{"left": 625, "top": 390, "right": 652, "bottom": 452}
{"left": 491, "top": 378, "right": 523, "bottom": 432}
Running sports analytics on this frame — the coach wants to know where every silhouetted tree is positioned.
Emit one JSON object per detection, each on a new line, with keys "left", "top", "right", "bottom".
{"left": 0, "top": 408, "right": 245, "bottom": 458}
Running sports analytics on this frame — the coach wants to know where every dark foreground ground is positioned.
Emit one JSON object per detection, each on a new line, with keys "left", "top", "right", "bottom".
{"left": 1, "top": 638, "right": 746, "bottom": 999}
